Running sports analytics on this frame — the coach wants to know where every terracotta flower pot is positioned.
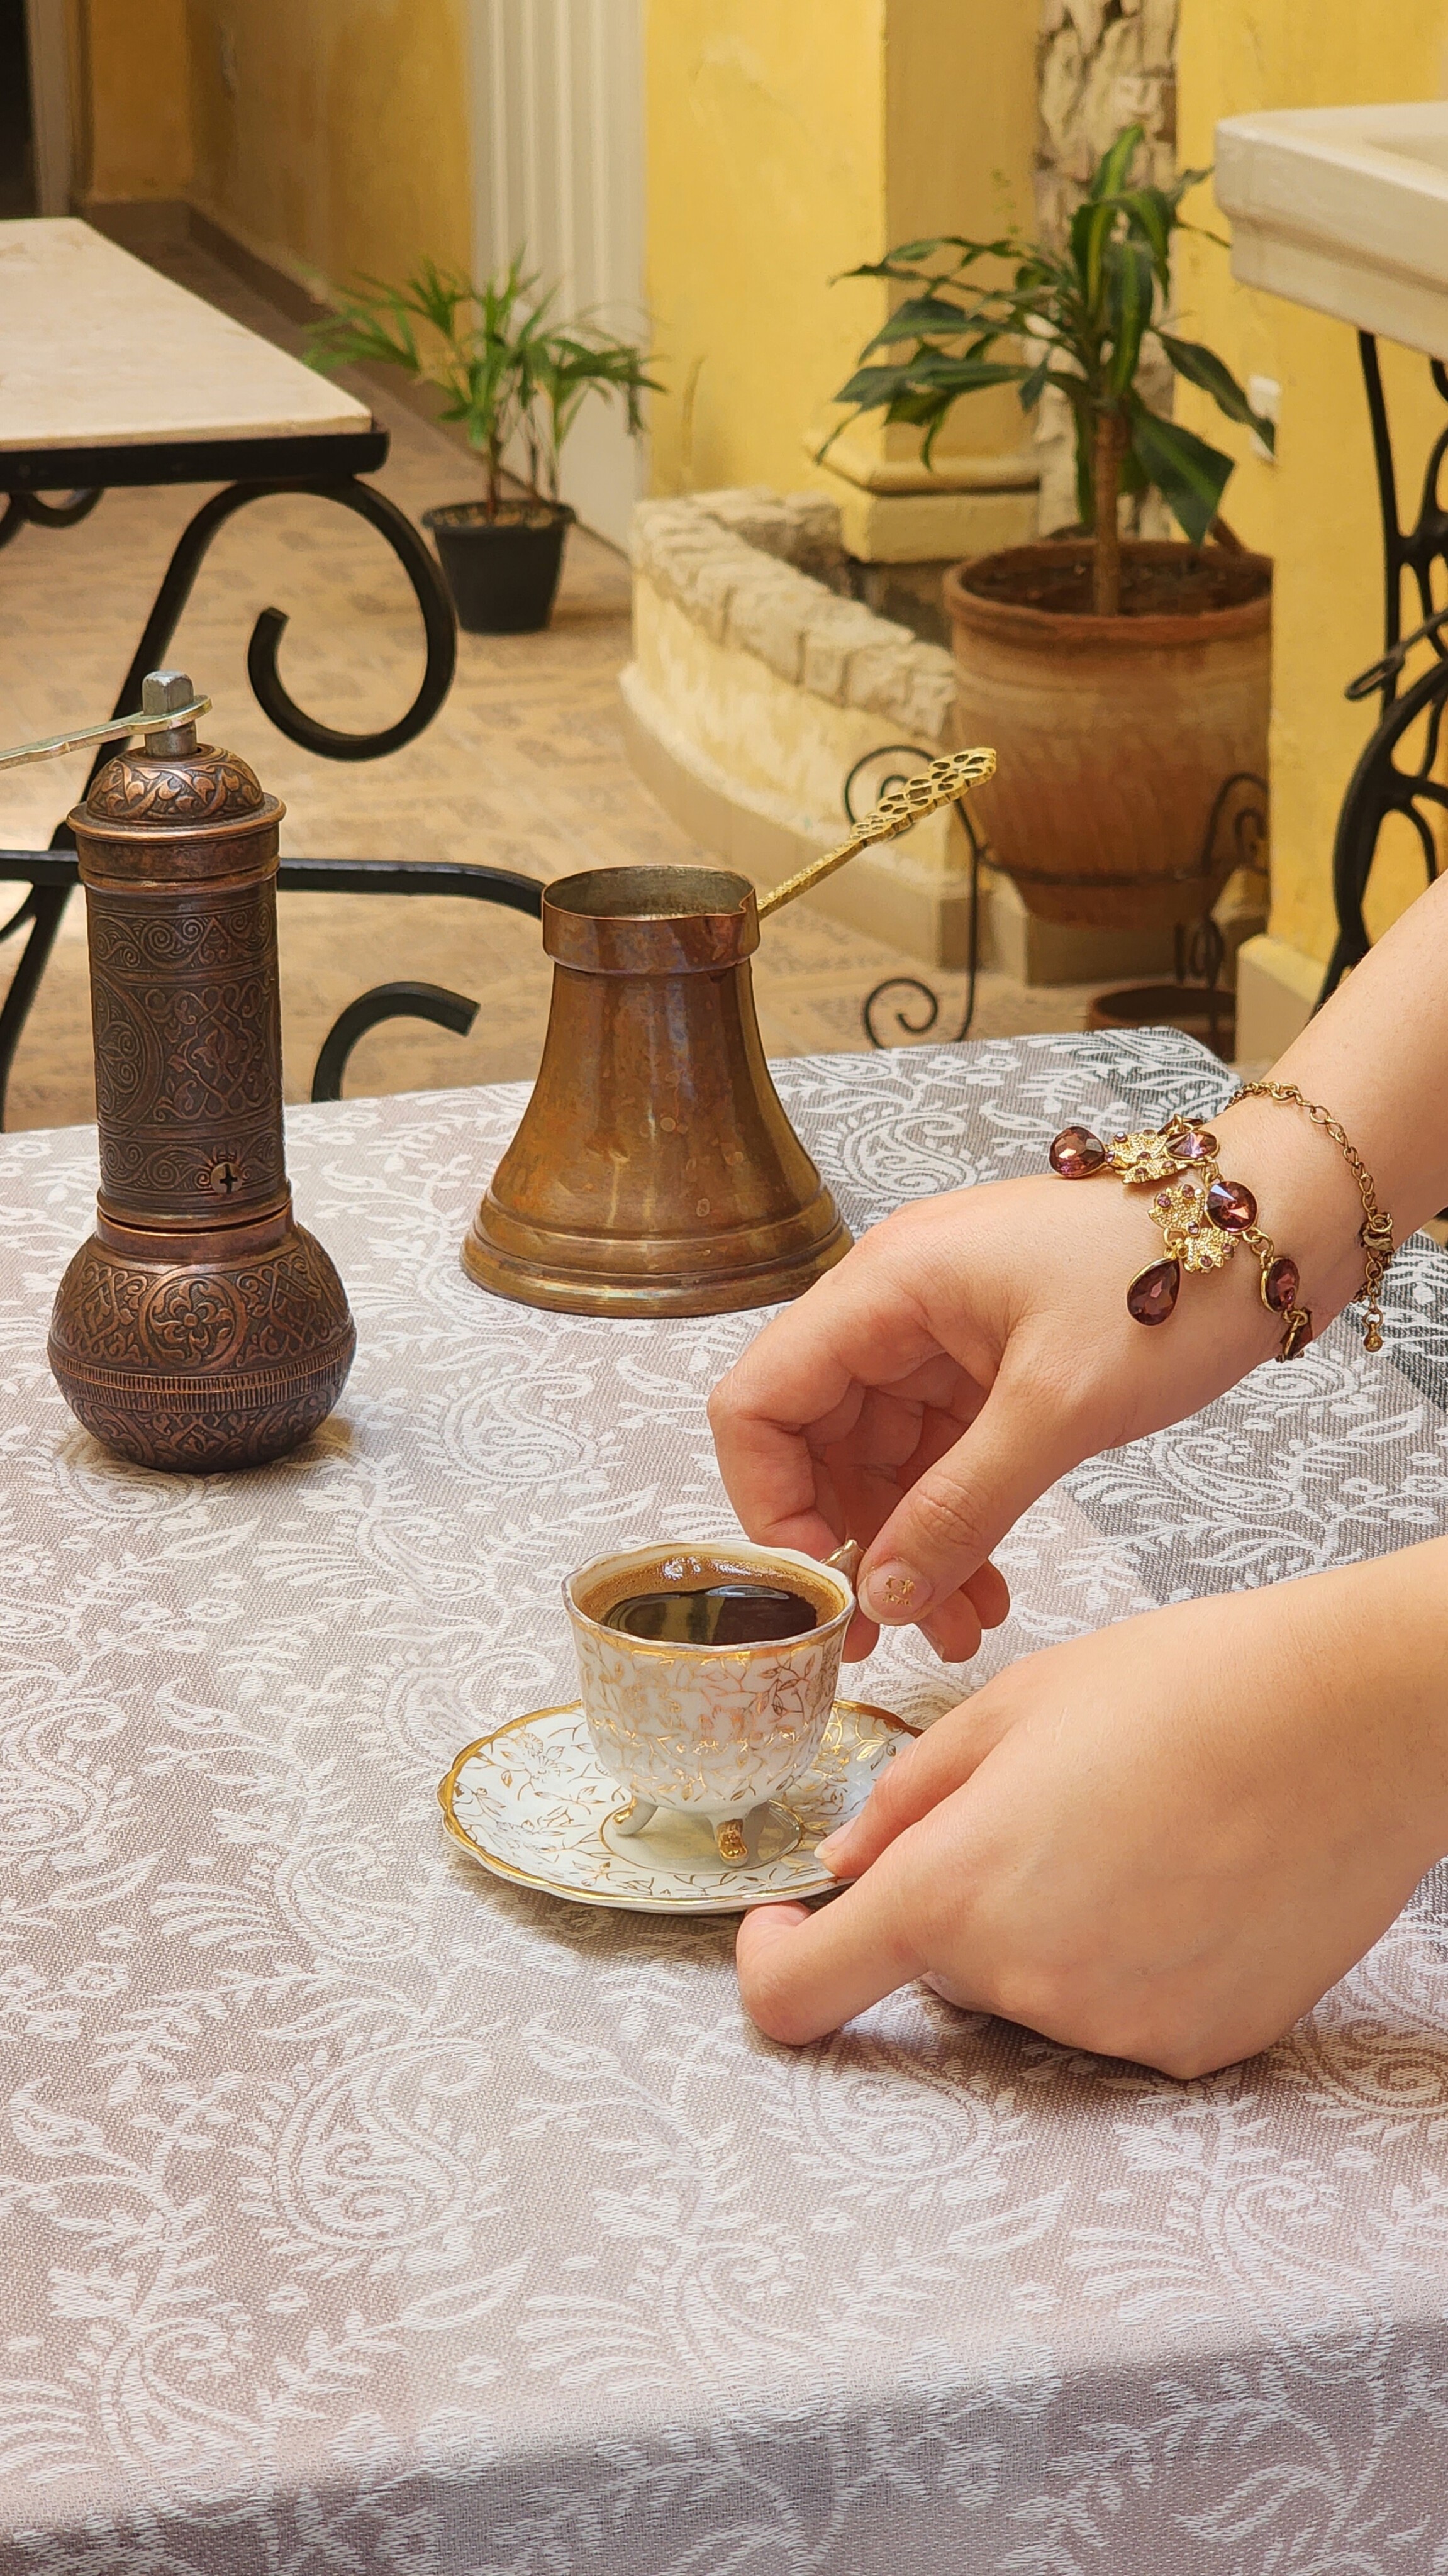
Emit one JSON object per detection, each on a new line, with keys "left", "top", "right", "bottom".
{"left": 944, "top": 539, "right": 1272, "bottom": 929}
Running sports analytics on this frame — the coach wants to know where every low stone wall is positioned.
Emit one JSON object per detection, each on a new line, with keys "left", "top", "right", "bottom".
{"left": 621, "top": 488, "right": 979, "bottom": 964}
{"left": 621, "top": 486, "right": 1186, "bottom": 979}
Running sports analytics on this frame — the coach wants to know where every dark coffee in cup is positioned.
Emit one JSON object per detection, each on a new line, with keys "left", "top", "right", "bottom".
{"left": 576, "top": 1545, "right": 842, "bottom": 1652}
{"left": 603, "top": 1582, "right": 818, "bottom": 1646}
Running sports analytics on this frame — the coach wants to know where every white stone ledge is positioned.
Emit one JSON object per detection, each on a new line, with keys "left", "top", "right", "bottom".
{"left": 631, "top": 491, "right": 957, "bottom": 737}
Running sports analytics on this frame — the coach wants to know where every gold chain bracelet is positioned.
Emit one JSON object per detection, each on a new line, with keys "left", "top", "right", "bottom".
{"left": 1222, "top": 1080, "right": 1394, "bottom": 1352}
{"left": 1046, "top": 1094, "right": 1392, "bottom": 1360}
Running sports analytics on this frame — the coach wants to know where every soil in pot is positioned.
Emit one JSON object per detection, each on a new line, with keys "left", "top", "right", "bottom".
{"left": 944, "top": 538, "right": 1272, "bottom": 932}
{"left": 1086, "top": 980, "right": 1235, "bottom": 1062}
{"left": 423, "top": 499, "right": 574, "bottom": 635}
{"left": 964, "top": 545, "right": 1268, "bottom": 621}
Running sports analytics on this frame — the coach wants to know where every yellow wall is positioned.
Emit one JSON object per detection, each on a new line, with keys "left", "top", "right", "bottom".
{"left": 184, "top": 0, "right": 471, "bottom": 297}
{"left": 883, "top": 0, "right": 1037, "bottom": 467}
{"left": 1176, "top": 0, "right": 1448, "bottom": 968}
{"left": 645, "top": 0, "right": 889, "bottom": 497}
{"left": 84, "top": 0, "right": 193, "bottom": 201}
{"left": 644, "top": 0, "right": 1037, "bottom": 497}
{"left": 83, "top": 0, "right": 1036, "bottom": 543}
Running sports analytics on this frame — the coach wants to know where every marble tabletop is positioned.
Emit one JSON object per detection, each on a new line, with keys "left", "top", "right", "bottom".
{"left": 0, "top": 219, "right": 372, "bottom": 453}
{"left": 4, "top": 1033, "right": 1448, "bottom": 2576}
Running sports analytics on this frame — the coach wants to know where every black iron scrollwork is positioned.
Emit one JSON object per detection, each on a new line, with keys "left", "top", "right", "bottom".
{"left": 108, "top": 477, "right": 457, "bottom": 766}
{"left": 1320, "top": 338, "right": 1448, "bottom": 1004}
{"left": 1324, "top": 631, "right": 1448, "bottom": 1001}
{"left": 0, "top": 475, "right": 460, "bottom": 1126}
{"left": 0, "top": 461, "right": 460, "bottom": 1128}
{"left": 849, "top": 746, "right": 1266, "bottom": 1054}
{"left": 0, "top": 489, "right": 103, "bottom": 554}
{"left": 0, "top": 851, "right": 543, "bottom": 1126}
{"left": 310, "top": 981, "right": 479, "bottom": 1102}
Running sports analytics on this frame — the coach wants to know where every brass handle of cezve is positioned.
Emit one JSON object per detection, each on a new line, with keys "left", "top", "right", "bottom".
{"left": 755, "top": 745, "right": 996, "bottom": 922}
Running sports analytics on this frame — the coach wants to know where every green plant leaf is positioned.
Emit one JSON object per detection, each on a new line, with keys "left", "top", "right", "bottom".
{"left": 831, "top": 362, "right": 924, "bottom": 406}
{"left": 862, "top": 293, "right": 994, "bottom": 348}
{"left": 1129, "top": 404, "right": 1234, "bottom": 541}
{"left": 1111, "top": 185, "right": 1174, "bottom": 284}
{"left": 1104, "top": 238, "right": 1157, "bottom": 396}
{"left": 1090, "top": 123, "right": 1146, "bottom": 202}
{"left": 304, "top": 246, "right": 654, "bottom": 504}
{"left": 859, "top": 233, "right": 1020, "bottom": 267}
{"left": 1069, "top": 198, "right": 1114, "bottom": 315}
{"left": 833, "top": 355, "right": 1026, "bottom": 408}
{"left": 824, "top": 130, "right": 1254, "bottom": 514}
{"left": 1069, "top": 123, "right": 1149, "bottom": 314}
{"left": 1166, "top": 162, "right": 1213, "bottom": 206}
{"left": 1157, "top": 332, "right": 1276, "bottom": 452}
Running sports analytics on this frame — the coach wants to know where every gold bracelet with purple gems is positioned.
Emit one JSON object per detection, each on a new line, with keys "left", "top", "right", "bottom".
{"left": 1047, "top": 1113, "right": 1318, "bottom": 1357}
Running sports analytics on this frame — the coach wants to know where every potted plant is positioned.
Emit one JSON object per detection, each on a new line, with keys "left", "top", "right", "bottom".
{"left": 825, "top": 125, "right": 1274, "bottom": 928}
{"left": 309, "top": 254, "right": 659, "bottom": 635}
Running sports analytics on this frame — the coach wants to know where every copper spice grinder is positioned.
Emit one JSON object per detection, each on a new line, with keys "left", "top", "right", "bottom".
{"left": 37, "top": 670, "right": 355, "bottom": 1470}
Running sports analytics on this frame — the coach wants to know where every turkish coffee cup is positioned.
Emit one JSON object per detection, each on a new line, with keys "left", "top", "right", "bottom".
{"left": 563, "top": 1539, "right": 856, "bottom": 1863}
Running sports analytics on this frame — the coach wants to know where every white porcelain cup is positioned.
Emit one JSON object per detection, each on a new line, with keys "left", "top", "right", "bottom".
{"left": 563, "top": 1539, "right": 855, "bottom": 1862}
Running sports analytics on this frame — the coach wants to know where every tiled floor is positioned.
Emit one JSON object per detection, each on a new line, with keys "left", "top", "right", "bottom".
{"left": 0, "top": 236, "right": 1096, "bottom": 1131}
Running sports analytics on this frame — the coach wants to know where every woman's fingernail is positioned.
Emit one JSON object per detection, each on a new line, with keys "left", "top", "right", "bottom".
{"left": 814, "top": 1826, "right": 854, "bottom": 1870}
{"left": 859, "top": 1563, "right": 927, "bottom": 1623}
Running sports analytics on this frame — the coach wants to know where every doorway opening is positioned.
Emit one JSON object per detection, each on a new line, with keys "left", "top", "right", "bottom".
{"left": 0, "top": 0, "right": 36, "bottom": 216}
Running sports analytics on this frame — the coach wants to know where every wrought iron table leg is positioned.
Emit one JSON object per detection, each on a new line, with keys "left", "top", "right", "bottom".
{"left": 0, "top": 886, "right": 74, "bottom": 1130}
{"left": 0, "top": 489, "right": 103, "bottom": 555}
{"left": 1318, "top": 337, "right": 1448, "bottom": 1007}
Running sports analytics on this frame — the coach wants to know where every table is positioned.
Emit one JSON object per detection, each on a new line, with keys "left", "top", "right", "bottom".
{"left": 0, "top": 219, "right": 456, "bottom": 1124}
{"left": 4, "top": 1030, "right": 1448, "bottom": 2576}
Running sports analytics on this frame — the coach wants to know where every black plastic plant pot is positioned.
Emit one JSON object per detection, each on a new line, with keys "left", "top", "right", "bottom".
{"left": 423, "top": 501, "right": 575, "bottom": 635}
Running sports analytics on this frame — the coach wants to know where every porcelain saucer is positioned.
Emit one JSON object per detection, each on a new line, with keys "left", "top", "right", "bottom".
{"left": 438, "top": 1698, "right": 915, "bottom": 1914}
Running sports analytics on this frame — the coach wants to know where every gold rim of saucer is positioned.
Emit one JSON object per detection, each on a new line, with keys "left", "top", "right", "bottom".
{"left": 437, "top": 1697, "right": 914, "bottom": 1914}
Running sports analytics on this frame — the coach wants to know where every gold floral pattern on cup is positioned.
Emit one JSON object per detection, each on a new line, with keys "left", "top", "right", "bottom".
{"left": 564, "top": 1541, "right": 854, "bottom": 1863}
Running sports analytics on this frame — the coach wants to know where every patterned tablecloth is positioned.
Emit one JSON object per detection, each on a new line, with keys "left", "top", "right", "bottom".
{"left": 5, "top": 1030, "right": 1448, "bottom": 2576}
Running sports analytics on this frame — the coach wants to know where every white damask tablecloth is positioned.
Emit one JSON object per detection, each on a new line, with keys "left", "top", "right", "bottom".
{"left": 5, "top": 1030, "right": 1448, "bottom": 2576}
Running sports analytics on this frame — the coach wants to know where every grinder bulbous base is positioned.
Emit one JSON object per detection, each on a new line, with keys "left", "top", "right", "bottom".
{"left": 47, "top": 1222, "right": 356, "bottom": 1473}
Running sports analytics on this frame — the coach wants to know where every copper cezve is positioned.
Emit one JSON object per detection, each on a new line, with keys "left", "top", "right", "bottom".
{"left": 462, "top": 748, "right": 996, "bottom": 1316}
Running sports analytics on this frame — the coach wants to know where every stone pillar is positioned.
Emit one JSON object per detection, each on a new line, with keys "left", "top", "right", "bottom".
{"left": 1035, "top": 0, "right": 1179, "bottom": 533}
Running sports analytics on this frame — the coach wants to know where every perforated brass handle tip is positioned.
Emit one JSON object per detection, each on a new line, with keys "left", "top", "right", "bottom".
{"left": 755, "top": 747, "right": 996, "bottom": 921}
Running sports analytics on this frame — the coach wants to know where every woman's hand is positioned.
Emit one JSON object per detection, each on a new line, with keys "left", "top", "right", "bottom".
{"left": 713, "top": 870, "right": 1448, "bottom": 1665}
{"left": 735, "top": 1538, "right": 1448, "bottom": 2075}
{"left": 710, "top": 1125, "right": 1322, "bottom": 1663}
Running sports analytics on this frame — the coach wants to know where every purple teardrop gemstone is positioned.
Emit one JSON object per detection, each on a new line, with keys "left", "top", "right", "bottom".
{"left": 1174, "top": 1129, "right": 1217, "bottom": 1160}
{"left": 1126, "top": 1257, "right": 1181, "bottom": 1326}
{"left": 1049, "top": 1125, "right": 1108, "bottom": 1178}
{"left": 1263, "top": 1255, "right": 1300, "bottom": 1313}
{"left": 1206, "top": 1177, "right": 1257, "bottom": 1232}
